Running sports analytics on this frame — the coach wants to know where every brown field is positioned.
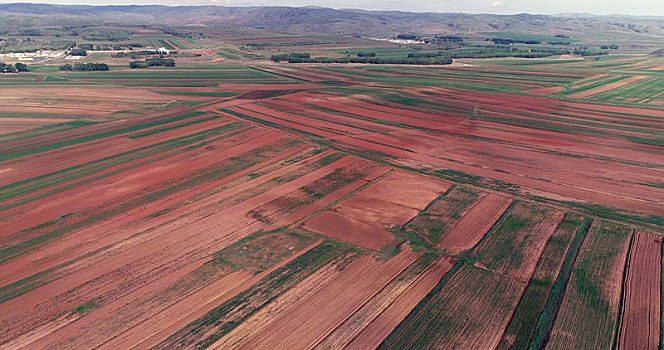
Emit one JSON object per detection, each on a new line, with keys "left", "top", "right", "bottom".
{"left": 528, "top": 86, "right": 563, "bottom": 95}
{"left": 303, "top": 210, "right": 396, "bottom": 250}
{"left": 344, "top": 256, "right": 456, "bottom": 349}
{"left": 437, "top": 193, "right": 513, "bottom": 254}
{"left": 618, "top": 231, "right": 662, "bottom": 350}
{"left": 213, "top": 248, "right": 421, "bottom": 349}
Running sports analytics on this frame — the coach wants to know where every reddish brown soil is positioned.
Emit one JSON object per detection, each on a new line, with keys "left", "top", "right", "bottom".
{"left": 346, "top": 256, "right": 456, "bottom": 349}
{"left": 437, "top": 194, "right": 513, "bottom": 254}
{"left": 228, "top": 248, "right": 421, "bottom": 350}
{"left": 333, "top": 170, "right": 449, "bottom": 227}
{"left": 528, "top": 86, "right": 563, "bottom": 95}
{"left": 101, "top": 240, "right": 323, "bottom": 350}
{"left": 304, "top": 210, "right": 396, "bottom": 250}
{"left": 618, "top": 231, "right": 662, "bottom": 350}
{"left": 0, "top": 86, "right": 171, "bottom": 115}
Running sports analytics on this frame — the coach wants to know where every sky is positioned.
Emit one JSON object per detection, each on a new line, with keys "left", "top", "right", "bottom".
{"left": 1, "top": 0, "right": 663, "bottom": 16}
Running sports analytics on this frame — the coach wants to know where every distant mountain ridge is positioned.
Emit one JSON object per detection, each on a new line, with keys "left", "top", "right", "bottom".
{"left": 0, "top": 3, "right": 663, "bottom": 36}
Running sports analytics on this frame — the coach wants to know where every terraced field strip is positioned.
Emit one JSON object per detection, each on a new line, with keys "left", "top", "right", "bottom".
{"left": 0, "top": 143, "right": 386, "bottom": 346}
{"left": 618, "top": 231, "right": 662, "bottom": 350}
{"left": 437, "top": 193, "right": 513, "bottom": 255}
{"left": 546, "top": 220, "right": 633, "bottom": 350}
{"left": 270, "top": 90, "right": 664, "bottom": 220}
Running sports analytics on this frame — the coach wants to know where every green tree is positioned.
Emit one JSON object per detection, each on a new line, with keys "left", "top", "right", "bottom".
{"left": 15, "top": 62, "right": 28, "bottom": 72}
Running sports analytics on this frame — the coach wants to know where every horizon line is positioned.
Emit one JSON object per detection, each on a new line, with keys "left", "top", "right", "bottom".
{"left": 0, "top": 2, "right": 663, "bottom": 18}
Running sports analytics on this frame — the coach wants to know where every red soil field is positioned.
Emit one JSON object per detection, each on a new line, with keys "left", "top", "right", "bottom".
{"left": 345, "top": 256, "right": 456, "bottom": 349}
{"left": 0, "top": 117, "right": 74, "bottom": 135}
{"left": 303, "top": 210, "right": 396, "bottom": 250}
{"left": 334, "top": 170, "right": 449, "bottom": 227}
{"left": 224, "top": 248, "right": 421, "bottom": 350}
{"left": 100, "top": 240, "right": 324, "bottom": 350}
{"left": 303, "top": 170, "right": 447, "bottom": 249}
{"left": 1, "top": 49, "right": 662, "bottom": 349}
{"left": 0, "top": 86, "right": 171, "bottom": 115}
{"left": 437, "top": 194, "right": 513, "bottom": 254}
{"left": 0, "top": 129, "right": 378, "bottom": 346}
{"left": 618, "top": 231, "right": 662, "bottom": 350}
{"left": 568, "top": 75, "right": 650, "bottom": 99}
{"left": 527, "top": 86, "right": 563, "bottom": 95}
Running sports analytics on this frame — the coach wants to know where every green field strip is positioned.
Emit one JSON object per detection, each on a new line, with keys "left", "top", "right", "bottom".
{"left": 476, "top": 59, "right": 585, "bottom": 66}
{"left": 0, "top": 120, "right": 99, "bottom": 145}
{"left": 541, "top": 220, "right": 632, "bottom": 349}
{"left": 220, "top": 107, "right": 322, "bottom": 138}
{"left": 497, "top": 213, "right": 585, "bottom": 349}
{"left": 476, "top": 113, "right": 664, "bottom": 148}
{"left": 56, "top": 70, "right": 280, "bottom": 80}
{"left": 247, "top": 66, "right": 313, "bottom": 83}
{"left": 565, "top": 75, "right": 628, "bottom": 96}
{"left": 560, "top": 104, "right": 664, "bottom": 121}
{"left": 0, "top": 112, "right": 206, "bottom": 162}
{"left": 584, "top": 76, "right": 657, "bottom": 102}
{"left": 217, "top": 48, "right": 241, "bottom": 60}
{"left": 514, "top": 110, "right": 664, "bottom": 138}
{"left": 526, "top": 216, "right": 592, "bottom": 350}
{"left": 128, "top": 115, "right": 220, "bottom": 139}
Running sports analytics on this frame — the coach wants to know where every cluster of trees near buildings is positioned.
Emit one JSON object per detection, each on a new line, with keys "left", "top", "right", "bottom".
{"left": 0, "top": 62, "right": 28, "bottom": 73}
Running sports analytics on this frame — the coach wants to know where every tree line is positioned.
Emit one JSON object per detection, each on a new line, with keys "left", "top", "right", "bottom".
{"left": 59, "top": 63, "right": 109, "bottom": 71}
{"left": 272, "top": 54, "right": 452, "bottom": 65}
{"left": 129, "top": 57, "right": 175, "bottom": 68}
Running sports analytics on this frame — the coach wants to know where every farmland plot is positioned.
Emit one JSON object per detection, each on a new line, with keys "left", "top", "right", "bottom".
{"left": 546, "top": 220, "right": 633, "bottom": 350}
{"left": 381, "top": 202, "right": 563, "bottom": 349}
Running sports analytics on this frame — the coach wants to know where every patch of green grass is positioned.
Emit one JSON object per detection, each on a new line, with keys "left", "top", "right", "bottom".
{"left": 73, "top": 300, "right": 100, "bottom": 315}
{"left": 128, "top": 115, "right": 218, "bottom": 139}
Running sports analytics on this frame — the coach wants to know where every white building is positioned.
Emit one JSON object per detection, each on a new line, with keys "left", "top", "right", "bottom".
{"left": 158, "top": 47, "right": 170, "bottom": 55}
